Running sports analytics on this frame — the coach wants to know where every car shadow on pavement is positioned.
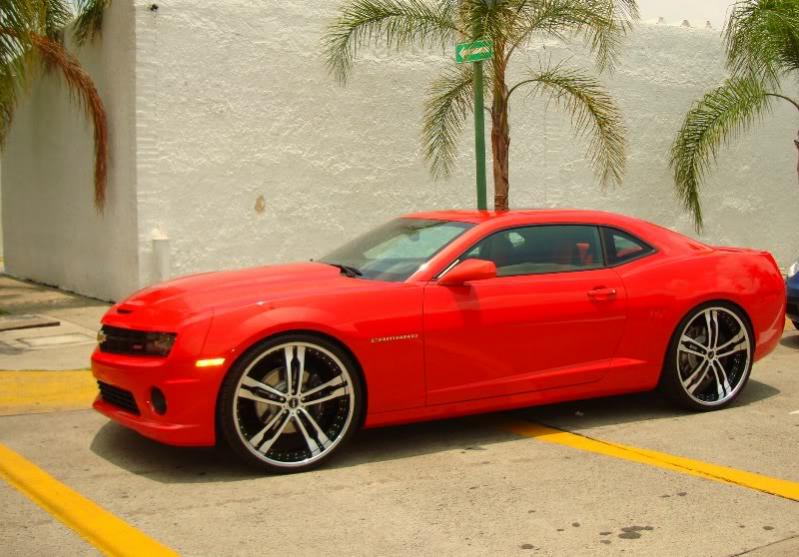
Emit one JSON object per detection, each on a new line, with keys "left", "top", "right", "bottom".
{"left": 779, "top": 334, "right": 799, "bottom": 349}
{"left": 513, "top": 379, "right": 780, "bottom": 431}
{"left": 89, "top": 379, "right": 779, "bottom": 483}
{"left": 89, "top": 417, "right": 519, "bottom": 484}
{"left": 89, "top": 422, "right": 258, "bottom": 483}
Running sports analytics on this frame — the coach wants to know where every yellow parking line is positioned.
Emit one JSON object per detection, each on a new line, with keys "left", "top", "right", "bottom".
{"left": 0, "top": 443, "right": 178, "bottom": 556}
{"left": 0, "top": 371, "right": 96, "bottom": 416}
{"left": 501, "top": 420, "right": 799, "bottom": 501}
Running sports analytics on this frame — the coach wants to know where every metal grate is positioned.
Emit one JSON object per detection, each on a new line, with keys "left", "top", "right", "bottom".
{"left": 97, "top": 381, "right": 140, "bottom": 415}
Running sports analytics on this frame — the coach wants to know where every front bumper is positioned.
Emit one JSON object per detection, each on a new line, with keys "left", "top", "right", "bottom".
{"left": 92, "top": 350, "right": 227, "bottom": 447}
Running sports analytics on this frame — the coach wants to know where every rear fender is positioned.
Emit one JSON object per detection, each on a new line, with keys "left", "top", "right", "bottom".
{"left": 705, "top": 249, "right": 784, "bottom": 359}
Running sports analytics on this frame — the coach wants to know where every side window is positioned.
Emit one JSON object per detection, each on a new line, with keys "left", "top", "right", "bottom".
{"left": 602, "top": 227, "right": 654, "bottom": 265}
{"left": 463, "top": 225, "right": 604, "bottom": 277}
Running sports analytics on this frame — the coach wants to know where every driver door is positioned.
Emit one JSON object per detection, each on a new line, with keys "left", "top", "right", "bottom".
{"left": 423, "top": 224, "right": 627, "bottom": 405}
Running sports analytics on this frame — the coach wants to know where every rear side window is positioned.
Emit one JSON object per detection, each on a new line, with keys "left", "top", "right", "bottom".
{"left": 602, "top": 227, "right": 654, "bottom": 265}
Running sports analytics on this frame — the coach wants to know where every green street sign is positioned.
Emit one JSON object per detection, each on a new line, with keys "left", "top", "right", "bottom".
{"left": 456, "top": 40, "right": 494, "bottom": 64}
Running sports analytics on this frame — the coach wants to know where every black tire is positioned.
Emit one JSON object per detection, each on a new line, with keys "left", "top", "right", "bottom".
{"left": 659, "top": 302, "right": 754, "bottom": 411}
{"left": 793, "top": 320, "right": 799, "bottom": 331}
{"left": 218, "top": 333, "right": 363, "bottom": 473}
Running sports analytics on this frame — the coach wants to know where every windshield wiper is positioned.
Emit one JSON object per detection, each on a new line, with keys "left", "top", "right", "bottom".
{"left": 324, "top": 262, "right": 363, "bottom": 278}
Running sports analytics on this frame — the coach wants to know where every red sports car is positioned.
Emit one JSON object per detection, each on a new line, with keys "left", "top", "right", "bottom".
{"left": 92, "top": 210, "right": 786, "bottom": 472}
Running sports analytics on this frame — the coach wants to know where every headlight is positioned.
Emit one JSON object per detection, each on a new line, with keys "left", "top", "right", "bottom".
{"left": 98, "top": 326, "right": 177, "bottom": 357}
{"left": 144, "top": 332, "right": 177, "bottom": 356}
{"left": 789, "top": 260, "right": 799, "bottom": 278}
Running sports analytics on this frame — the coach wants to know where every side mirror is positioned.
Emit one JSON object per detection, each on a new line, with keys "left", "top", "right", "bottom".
{"left": 438, "top": 259, "right": 497, "bottom": 286}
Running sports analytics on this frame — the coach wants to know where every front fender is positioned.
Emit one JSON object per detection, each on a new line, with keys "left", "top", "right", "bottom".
{"left": 202, "top": 304, "right": 361, "bottom": 362}
{"left": 199, "top": 287, "right": 426, "bottom": 416}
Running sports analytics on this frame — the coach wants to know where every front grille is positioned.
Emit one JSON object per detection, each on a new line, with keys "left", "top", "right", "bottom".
{"left": 99, "top": 325, "right": 174, "bottom": 356}
{"left": 98, "top": 381, "right": 140, "bottom": 415}
{"left": 99, "top": 325, "right": 149, "bottom": 355}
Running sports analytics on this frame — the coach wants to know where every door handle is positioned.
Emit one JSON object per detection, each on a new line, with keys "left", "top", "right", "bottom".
{"left": 587, "top": 287, "right": 617, "bottom": 300}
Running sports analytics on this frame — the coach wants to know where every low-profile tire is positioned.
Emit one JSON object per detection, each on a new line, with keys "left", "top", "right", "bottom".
{"left": 659, "top": 302, "right": 754, "bottom": 411}
{"left": 218, "top": 333, "right": 363, "bottom": 473}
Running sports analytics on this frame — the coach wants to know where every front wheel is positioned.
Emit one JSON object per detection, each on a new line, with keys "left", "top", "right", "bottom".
{"left": 218, "top": 334, "right": 363, "bottom": 473}
{"left": 660, "top": 303, "right": 753, "bottom": 411}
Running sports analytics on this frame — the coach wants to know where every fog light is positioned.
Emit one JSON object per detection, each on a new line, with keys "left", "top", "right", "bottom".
{"left": 150, "top": 387, "right": 167, "bottom": 415}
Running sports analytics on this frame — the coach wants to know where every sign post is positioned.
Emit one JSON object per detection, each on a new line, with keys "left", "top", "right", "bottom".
{"left": 456, "top": 39, "right": 494, "bottom": 211}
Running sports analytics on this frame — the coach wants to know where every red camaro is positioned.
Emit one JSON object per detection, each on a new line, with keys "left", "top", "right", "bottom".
{"left": 92, "top": 210, "right": 786, "bottom": 472}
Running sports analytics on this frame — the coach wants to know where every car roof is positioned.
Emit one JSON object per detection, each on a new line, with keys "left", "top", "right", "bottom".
{"left": 403, "top": 209, "right": 646, "bottom": 227}
{"left": 403, "top": 209, "right": 712, "bottom": 255}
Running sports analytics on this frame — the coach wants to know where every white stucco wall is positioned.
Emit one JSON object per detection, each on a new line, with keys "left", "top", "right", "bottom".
{"left": 134, "top": 0, "right": 798, "bottom": 287}
{"left": 638, "top": 0, "right": 732, "bottom": 28}
{"left": 4, "top": 1, "right": 798, "bottom": 300}
{"left": 133, "top": 0, "right": 476, "bottom": 284}
{"left": 0, "top": 0, "right": 138, "bottom": 300}
{"left": 511, "top": 24, "right": 799, "bottom": 262}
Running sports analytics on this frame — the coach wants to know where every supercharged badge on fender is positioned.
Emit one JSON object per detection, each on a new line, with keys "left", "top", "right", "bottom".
{"left": 370, "top": 333, "right": 419, "bottom": 344}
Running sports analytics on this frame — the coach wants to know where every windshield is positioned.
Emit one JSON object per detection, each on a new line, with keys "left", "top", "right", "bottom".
{"left": 320, "top": 218, "right": 473, "bottom": 282}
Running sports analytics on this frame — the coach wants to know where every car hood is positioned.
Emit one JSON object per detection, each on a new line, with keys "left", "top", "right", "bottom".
{"left": 103, "top": 262, "right": 365, "bottom": 329}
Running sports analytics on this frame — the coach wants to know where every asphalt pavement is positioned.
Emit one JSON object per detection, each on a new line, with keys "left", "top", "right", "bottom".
{"left": 0, "top": 274, "right": 797, "bottom": 556}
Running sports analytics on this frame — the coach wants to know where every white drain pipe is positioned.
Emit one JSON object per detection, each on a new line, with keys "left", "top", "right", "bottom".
{"left": 151, "top": 228, "right": 171, "bottom": 284}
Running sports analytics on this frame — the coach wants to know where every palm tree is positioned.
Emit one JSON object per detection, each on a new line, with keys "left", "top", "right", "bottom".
{"left": 1, "top": 0, "right": 111, "bottom": 209}
{"left": 324, "top": 0, "right": 637, "bottom": 210}
{"left": 672, "top": 0, "right": 799, "bottom": 230}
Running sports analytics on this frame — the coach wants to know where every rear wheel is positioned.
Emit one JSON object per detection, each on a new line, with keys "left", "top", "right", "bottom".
{"left": 219, "top": 334, "right": 363, "bottom": 473}
{"left": 660, "top": 303, "right": 753, "bottom": 411}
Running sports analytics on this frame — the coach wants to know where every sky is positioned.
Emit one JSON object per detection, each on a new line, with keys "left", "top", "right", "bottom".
{"left": 637, "top": 0, "right": 735, "bottom": 29}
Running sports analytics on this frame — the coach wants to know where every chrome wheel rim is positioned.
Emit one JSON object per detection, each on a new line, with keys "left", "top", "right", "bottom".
{"left": 233, "top": 342, "right": 355, "bottom": 468}
{"left": 677, "top": 307, "right": 751, "bottom": 406}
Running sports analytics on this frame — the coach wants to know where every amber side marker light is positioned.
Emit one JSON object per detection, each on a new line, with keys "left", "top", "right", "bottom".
{"left": 195, "top": 358, "right": 226, "bottom": 368}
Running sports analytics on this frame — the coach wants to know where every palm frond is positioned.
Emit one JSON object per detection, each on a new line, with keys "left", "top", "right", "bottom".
{"left": 44, "top": 0, "right": 73, "bottom": 39}
{"left": 422, "top": 65, "right": 476, "bottom": 179}
{"left": 724, "top": 0, "right": 799, "bottom": 82}
{"left": 508, "top": 0, "right": 594, "bottom": 49}
{"left": 1, "top": 1, "right": 36, "bottom": 144}
{"left": 459, "top": 0, "right": 517, "bottom": 44}
{"left": 670, "top": 76, "right": 773, "bottom": 230}
{"left": 0, "top": 0, "right": 35, "bottom": 44}
{"left": 73, "top": 0, "right": 112, "bottom": 45}
{"left": 507, "top": 0, "right": 638, "bottom": 71}
{"left": 323, "top": 0, "right": 461, "bottom": 84}
{"left": 509, "top": 62, "right": 626, "bottom": 188}
{"left": 0, "top": 65, "right": 21, "bottom": 145}
{"left": 585, "top": 0, "right": 639, "bottom": 71}
{"left": 31, "top": 33, "right": 108, "bottom": 209}
{"left": 0, "top": 51, "right": 29, "bottom": 145}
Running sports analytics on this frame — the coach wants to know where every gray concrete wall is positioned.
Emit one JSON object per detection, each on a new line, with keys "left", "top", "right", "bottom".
{"left": 0, "top": 0, "right": 139, "bottom": 300}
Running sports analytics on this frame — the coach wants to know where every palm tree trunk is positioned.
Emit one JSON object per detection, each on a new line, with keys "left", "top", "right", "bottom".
{"left": 490, "top": 48, "right": 510, "bottom": 211}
